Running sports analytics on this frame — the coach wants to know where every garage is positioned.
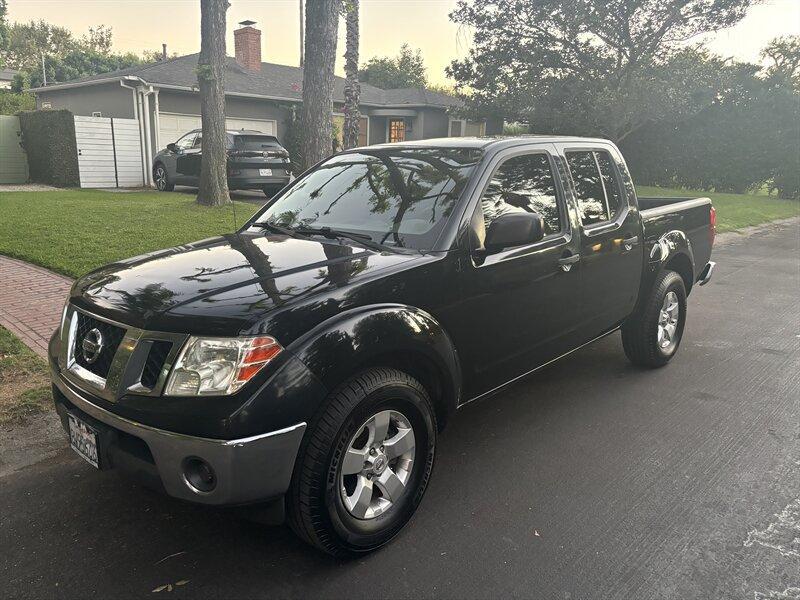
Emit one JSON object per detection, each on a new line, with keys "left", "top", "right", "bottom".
{"left": 157, "top": 113, "right": 277, "bottom": 149}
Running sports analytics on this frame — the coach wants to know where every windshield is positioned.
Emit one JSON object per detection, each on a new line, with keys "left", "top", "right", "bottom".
{"left": 253, "top": 147, "right": 483, "bottom": 250}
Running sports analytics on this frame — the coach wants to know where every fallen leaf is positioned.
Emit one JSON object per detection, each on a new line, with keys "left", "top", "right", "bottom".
{"left": 176, "top": 580, "right": 189, "bottom": 586}
{"left": 534, "top": 530, "right": 541, "bottom": 537}
{"left": 152, "top": 584, "right": 168, "bottom": 593}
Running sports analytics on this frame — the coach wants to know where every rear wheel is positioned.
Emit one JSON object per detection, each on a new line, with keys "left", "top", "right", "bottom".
{"left": 153, "top": 164, "right": 174, "bottom": 191}
{"left": 622, "top": 270, "right": 687, "bottom": 368}
{"left": 287, "top": 368, "right": 436, "bottom": 557}
{"left": 262, "top": 185, "right": 282, "bottom": 198}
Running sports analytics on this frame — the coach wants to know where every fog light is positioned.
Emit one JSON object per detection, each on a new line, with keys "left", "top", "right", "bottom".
{"left": 182, "top": 457, "right": 216, "bottom": 493}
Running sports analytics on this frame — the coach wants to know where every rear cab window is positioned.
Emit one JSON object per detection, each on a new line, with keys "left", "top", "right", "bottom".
{"left": 565, "top": 150, "right": 625, "bottom": 227}
{"left": 480, "top": 152, "right": 565, "bottom": 238}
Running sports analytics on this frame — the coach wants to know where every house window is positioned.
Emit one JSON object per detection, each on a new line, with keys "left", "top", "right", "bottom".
{"left": 389, "top": 119, "right": 405, "bottom": 143}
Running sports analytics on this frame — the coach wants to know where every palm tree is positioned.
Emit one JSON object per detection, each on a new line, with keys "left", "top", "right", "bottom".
{"left": 343, "top": 0, "right": 361, "bottom": 149}
{"left": 301, "top": 0, "right": 341, "bottom": 167}
{"left": 196, "top": 0, "right": 231, "bottom": 206}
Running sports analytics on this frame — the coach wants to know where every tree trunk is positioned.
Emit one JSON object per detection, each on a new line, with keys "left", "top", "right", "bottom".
{"left": 196, "top": 0, "right": 230, "bottom": 206}
{"left": 343, "top": 0, "right": 361, "bottom": 149}
{"left": 301, "top": 0, "right": 340, "bottom": 167}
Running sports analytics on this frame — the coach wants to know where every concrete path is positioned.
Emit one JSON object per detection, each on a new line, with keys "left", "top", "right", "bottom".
{"left": 0, "top": 256, "right": 72, "bottom": 357}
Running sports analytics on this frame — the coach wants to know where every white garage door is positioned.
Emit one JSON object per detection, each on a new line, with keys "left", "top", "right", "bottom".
{"left": 158, "top": 113, "right": 277, "bottom": 151}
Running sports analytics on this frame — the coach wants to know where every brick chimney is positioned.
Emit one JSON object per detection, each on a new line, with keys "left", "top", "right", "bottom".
{"left": 234, "top": 20, "right": 261, "bottom": 71}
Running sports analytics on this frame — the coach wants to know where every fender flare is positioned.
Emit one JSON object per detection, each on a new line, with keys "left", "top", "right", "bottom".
{"left": 638, "top": 230, "right": 696, "bottom": 311}
{"left": 287, "top": 304, "right": 461, "bottom": 429}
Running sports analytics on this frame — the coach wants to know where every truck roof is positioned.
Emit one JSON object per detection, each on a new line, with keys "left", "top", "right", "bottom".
{"left": 361, "top": 135, "right": 614, "bottom": 151}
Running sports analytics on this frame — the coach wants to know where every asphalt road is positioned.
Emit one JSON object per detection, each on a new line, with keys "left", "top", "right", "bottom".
{"left": 3, "top": 223, "right": 798, "bottom": 600}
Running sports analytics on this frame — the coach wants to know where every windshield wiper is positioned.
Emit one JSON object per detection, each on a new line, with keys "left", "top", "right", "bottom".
{"left": 292, "top": 226, "right": 396, "bottom": 252}
{"left": 250, "top": 221, "right": 298, "bottom": 236}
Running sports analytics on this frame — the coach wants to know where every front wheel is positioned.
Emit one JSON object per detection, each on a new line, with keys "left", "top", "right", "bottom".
{"left": 287, "top": 368, "right": 437, "bottom": 557}
{"left": 622, "top": 270, "right": 687, "bottom": 368}
{"left": 153, "top": 164, "right": 174, "bottom": 191}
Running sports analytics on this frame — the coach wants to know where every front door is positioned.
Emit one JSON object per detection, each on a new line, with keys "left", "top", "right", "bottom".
{"left": 555, "top": 142, "right": 643, "bottom": 338}
{"left": 176, "top": 133, "right": 203, "bottom": 183}
{"left": 456, "top": 146, "right": 583, "bottom": 399}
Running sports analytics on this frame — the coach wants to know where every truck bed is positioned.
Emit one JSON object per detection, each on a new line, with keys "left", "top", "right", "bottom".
{"left": 638, "top": 196, "right": 714, "bottom": 289}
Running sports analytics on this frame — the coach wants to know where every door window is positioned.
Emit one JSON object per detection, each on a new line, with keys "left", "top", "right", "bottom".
{"left": 191, "top": 134, "right": 202, "bottom": 149}
{"left": 480, "top": 152, "right": 563, "bottom": 237}
{"left": 565, "top": 150, "right": 624, "bottom": 227}
{"left": 175, "top": 132, "right": 196, "bottom": 150}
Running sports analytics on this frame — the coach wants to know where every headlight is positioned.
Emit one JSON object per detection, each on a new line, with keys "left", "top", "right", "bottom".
{"left": 164, "top": 336, "right": 283, "bottom": 396}
{"left": 60, "top": 299, "right": 70, "bottom": 334}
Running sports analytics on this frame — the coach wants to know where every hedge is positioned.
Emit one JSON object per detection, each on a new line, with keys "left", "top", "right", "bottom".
{"left": 18, "top": 110, "right": 80, "bottom": 187}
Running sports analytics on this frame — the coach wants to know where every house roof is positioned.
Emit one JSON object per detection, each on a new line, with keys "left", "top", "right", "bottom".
{"left": 28, "top": 54, "right": 461, "bottom": 109}
{"left": 0, "top": 68, "right": 19, "bottom": 81}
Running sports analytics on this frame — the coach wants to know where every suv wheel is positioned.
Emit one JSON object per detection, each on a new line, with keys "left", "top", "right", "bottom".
{"left": 153, "top": 164, "right": 174, "bottom": 192}
{"left": 287, "top": 368, "right": 436, "bottom": 556}
{"left": 622, "top": 270, "right": 687, "bottom": 368}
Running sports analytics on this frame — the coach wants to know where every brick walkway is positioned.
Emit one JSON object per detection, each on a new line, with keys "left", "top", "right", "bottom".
{"left": 0, "top": 256, "right": 73, "bottom": 358}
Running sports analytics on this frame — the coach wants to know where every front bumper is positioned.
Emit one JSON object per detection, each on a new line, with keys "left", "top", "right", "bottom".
{"left": 52, "top": 372, "right": 306, "bottom": 506}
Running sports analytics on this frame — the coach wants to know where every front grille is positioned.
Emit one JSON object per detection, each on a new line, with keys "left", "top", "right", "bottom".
{"left": 140, "top": 340, "right": 173, "bottom": 389}
{"left": 73, "top": 312, "right": 126, "bottom": 379}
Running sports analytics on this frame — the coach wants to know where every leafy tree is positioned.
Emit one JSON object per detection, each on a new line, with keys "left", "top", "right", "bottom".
{"left": 196, "top": 0, "right": 231, "bottom": 206}
{"left": 0, "top": 90, "right": 35, "bottom": 115}
{"left": 360, "top": 44, "right": 426, "bottom": 89}
{"left": 142, "top": 48, "right": 179, "bottom": 63}
{"left": 0, "top": 0, "right": 8, "bottom": 68}
{"left": 448, "top": 0, "right": 754, "bottom": 142}
{"left": 0, "top": 19, "right": 142, "bottom": 88}
{"left": 301, "top": 0, "right": 341, "bottom": 166}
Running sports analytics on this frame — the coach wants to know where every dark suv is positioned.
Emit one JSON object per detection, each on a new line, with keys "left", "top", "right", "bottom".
{"left": 152, "top": 129, "right": 292, "bottom": 196}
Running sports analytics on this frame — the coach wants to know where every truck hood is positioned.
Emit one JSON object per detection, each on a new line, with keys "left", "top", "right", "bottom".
{"left": 72, "top": 233, "right": 418, "bottom": 334}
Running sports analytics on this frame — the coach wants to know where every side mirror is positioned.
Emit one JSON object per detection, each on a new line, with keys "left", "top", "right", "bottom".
{"left": 167, "top": 143, "right": 178, "bottom": 153}
{"left": 484, "top": 212, "right": 545, "bottom": 252}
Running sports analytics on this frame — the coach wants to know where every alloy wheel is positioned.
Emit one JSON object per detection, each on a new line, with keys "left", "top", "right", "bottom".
{"left": 657, "top": 290, "right": 680, "bottom": 351}
{"left": 339, "top": 410, "right": 416, "bottom": 520}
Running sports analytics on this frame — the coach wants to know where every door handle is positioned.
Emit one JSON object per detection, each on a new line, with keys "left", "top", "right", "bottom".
{"left": 558, "top": 254, "right": 580, "bottom": 272}
{"left": 623, "top": 236, "right": 639, "bottom": 250}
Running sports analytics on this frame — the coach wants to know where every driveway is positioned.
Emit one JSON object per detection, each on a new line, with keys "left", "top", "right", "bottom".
{"left": 2, "top": 224, "right": 798, "bottom": 599}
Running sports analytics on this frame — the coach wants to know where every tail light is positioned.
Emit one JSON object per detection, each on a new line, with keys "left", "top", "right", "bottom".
{"left": 709, "top": 205, "right": 717, "bottom": 247}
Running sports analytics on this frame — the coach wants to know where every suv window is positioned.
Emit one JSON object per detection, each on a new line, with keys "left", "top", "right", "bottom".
{"left": 480, "top": 152, "right": 562, "bottom": 237}
{"left": 175, "top": 132, "right": 196, "bottom": 150}
{"left": 191, "top": 134, "right": 202, "bottom": 149}
{"left": 565, "top": 150, "right": 624, "bottom": 227}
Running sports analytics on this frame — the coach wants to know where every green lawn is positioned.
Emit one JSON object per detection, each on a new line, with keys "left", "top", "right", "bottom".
{"left": 0, "top": 190, "right": 258, "bottom": 278}
{"left": 0, "top": 325, "right": 50, "bottom": 425}
{"left": 0, "top": 186, "right": 796, "bottom": 279}
{"left": 637, "top": 186, "right": 799, "bottom": 233}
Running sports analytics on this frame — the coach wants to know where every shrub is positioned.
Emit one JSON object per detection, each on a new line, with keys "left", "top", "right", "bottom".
{"left": 18, "top": 109, "right": 80, "bottom": 187}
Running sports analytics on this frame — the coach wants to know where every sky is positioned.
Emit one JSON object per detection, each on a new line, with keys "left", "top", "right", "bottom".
{"left": 6, "top": 0, "right": 800, "bottom": 84}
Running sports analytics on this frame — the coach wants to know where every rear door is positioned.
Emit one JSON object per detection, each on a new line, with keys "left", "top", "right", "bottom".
{"left": 456, "top": 144, "right": 583, "bottom": 398}
{"left": 555, "top": 142, "right": 643, "bottom": 338}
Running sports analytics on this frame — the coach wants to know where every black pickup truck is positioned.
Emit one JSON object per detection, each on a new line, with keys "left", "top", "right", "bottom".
{"left": 49, "top": 136, "right": 716, "bottom": 556}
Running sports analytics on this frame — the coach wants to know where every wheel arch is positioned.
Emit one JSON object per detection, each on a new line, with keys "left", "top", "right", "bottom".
{"left": 287, "top": 304, "right": 461, "bottom": 431}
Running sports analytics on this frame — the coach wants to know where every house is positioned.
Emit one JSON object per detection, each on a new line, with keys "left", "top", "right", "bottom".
{"left": 29, "top": 21, "right": 500, "bottom": 185}
{"left": 0, "top": 68, "right": 19, "bottom": 89}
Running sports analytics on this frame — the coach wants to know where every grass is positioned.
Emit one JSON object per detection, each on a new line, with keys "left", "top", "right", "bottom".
{"left": 0, "top": 186, "right": 797, "bottom": 279}
{"left": 636, "top": 186, "right": 799, "bottom": 233}
{"left": 0, "top": 189, "right": 258, "bottom": 278}
{"left": 0, "top": 326, "right": 51, "bottom": 426}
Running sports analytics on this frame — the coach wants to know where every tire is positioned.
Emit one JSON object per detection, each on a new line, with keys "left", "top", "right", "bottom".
{"left": 287, "top": 368, "right": 437, "bottom": 557}
{"left": 153, "top": 164, "right": 174, "bottom": 191}
{"left": 622, "top": 270, "right": 687, "bottom": 368}
{"left": 263, "top": 185, "right": 282, "bottom": 198}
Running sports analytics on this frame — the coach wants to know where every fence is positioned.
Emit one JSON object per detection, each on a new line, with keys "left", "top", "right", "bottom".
{"left": 0, "top": 115, "right": 29, "bottom": 184}
{"left": 74, "top": 116, "right": 144, "bottom": 188}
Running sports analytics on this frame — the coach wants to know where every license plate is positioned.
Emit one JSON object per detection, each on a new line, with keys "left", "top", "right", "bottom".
{"left": 68, "top": 413, "right": 100, "bottom": 469}
{"left": 259, "top": 168, "right": 272, "bottom": 176}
